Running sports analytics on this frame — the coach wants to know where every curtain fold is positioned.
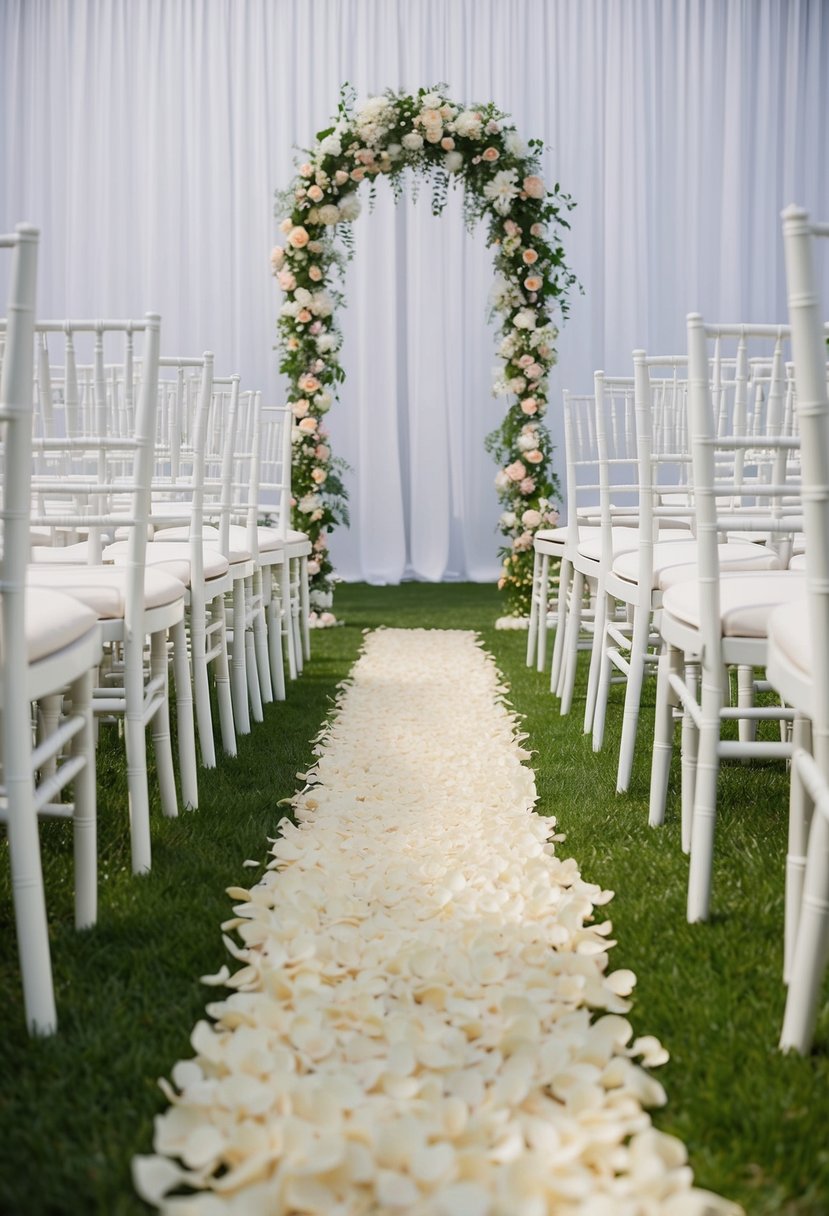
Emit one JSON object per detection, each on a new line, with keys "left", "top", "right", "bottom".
{"left": 2, "top": 0, "right": 828, "bottom": 584}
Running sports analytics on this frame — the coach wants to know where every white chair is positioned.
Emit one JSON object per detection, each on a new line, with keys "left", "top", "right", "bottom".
{"left": 27, "top": 316, "right": 189, "bottom": 875}
{"left": 105, "top": 354, "right": 238, "bottom": 766}
{"left": 591, "top": 354, "right": 783, "bottom": 793}
{"left": 0, "top": 224, "right": 102, "bottom": 1034}
{"left": 649, "top": 319, "right": 804, "bottom": 923}
{"left": 767, "top": 205, "right": 829, "bottom": 1052}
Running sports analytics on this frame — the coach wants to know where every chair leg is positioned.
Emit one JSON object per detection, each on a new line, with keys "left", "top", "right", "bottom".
{"left": 70, "top": 667, "right": 97, "bottom": 930}
{"left": 559, "top": 569, "right": 584, "bottom": 716}
{"left": 780, "top": 804, "right": 829, "bottom": 1054}
{"left": 616, "top": 604, "right": 653, "bottom": 792}
{"left": 7, "top": 777, "right": 57, "bottom": 1034}
{"left": 526, "top": 550, "right": 541, "bottom": 666}
{"left": 211, "top": 595, "right": 237, "bottom": 757}
{"left": 253, "top": 570, "right": 273, "bottom": 705}
{"left": 230, "top": 580, "right": 250, "bottom": 735}
{"left": 737, "top": 664, "right": 757, "bottom": 746}
{"left": 150, "top": 630, "right": 178, "bottom": 820}
{"left": 550, "top": 558, "right": 572, "bottom": 695}
{"left": 124, "top": 635, "right": 152, "bottom": 875}
{"left": 686, "top": 670, "right": 725, "bottom": 922}
{"left": 281, "top": 561, "right": 298, "bottom": 681}
{"left": 680, "top": 662, "right": 700, "bottom": 854}
{"left": 191, "top": 603, "right": 217, "bottom": 769}
{"left": 591, "top": 594, "right": 613, "bottom": 751}
{"left": 299, "top": 555, "right": 311, "bottom": 663}
{"left": 267, "top": 573, "right": 287, "bottom": 702}
{"left": 785, "top": 716, "right": 813, "bottom": 982}
{"left": 536, "top": 554, "right": 551, "bottom": 672}
{"left": 37, "top": 694, "right": 62, "bottom": 780}
{"left": 649, "top": 642, "right": 679, "bottom": 828}
{"left": 583, "top": 580, "right": 606, "bottom": 735}
{"left": 291, "top": 558, "right": 305, "bottom": 675}
{"left": 245, "top": 610, "right": 264, "bottom": 724}
{"left": 171, "top": 617, "right": 198, "bottom": 810}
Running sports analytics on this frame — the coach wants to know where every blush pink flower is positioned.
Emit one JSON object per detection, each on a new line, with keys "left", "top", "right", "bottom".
{"left": 306, "top": 184, "right": 324, "bottom": 202}
{"left": 288, "top": 226, "right": 310, "bottom": 249}
{"left": 311, "top": 467, "right": 327, "bottom": 484}
{"left": 292, "top": 399, "right": 310, "bottom": 418}
{"left": 530, "top": 222, "right": 545, "bottom": 237}
{"left": 299, "top": 162, "right": 313, "bottom": 178}
{"left": 522, "top": 248, "right": 539, "bottom": 265}
{"left": 524, "top": 275, "right": 543, "bottom": 292}
{"left": 482, "top": 146, "right": 500, "bottom": 162}
{"left": 525, "top": 362, "right": 543, "bottom": 381}
{"left": 299, "top": 374, "right": 321, "bottom": 394}
{"left": 279, "top": 217, "right": 293, "bottom": 234}
{"left": 334, "top": 169, "right": 349, "bottom": 186}
{"left": 521, "top": 398, "right": 538, "bottom": 415}
{"left": 277, "top": 269, "right": 296, "bottom": 291}
{"left": 350, "top": 167, "right": 365, "bottom": 181}
{"left": 308, "top": 265, "right": 323, "bottom": 282}
{"left": 315, "top": 444, "right": 330, "bottom": 461}
{"left": 523, "top": 175, "right": 545, "bottom": 198}
{"left": 503, "top": 219, "right": 520, "bottom": 237}
{"left": 519, "top": 476, "right": 536, "bottom": 494}
{"left": 296, "top": 308, "right": 312, "bottom": 324}
{"left": 518, "top": 354, "right": 534, "bottom": 369}
{"left": 506, "top": 460, "right": 527, "bottom": 482}
{"left": 298, "top": 417, "right": 318, "bottom": 435}
{"left": 307, "top": 558, "right": 321, "bottom": 577}
{"left": 440, "top": 136, "right": 455, "bottom": 151}
{"left": 270, "top": 245, "right": 285, "bottom": 272}
{"left": 526, "top": 448, "right": 544, "bottom": 464}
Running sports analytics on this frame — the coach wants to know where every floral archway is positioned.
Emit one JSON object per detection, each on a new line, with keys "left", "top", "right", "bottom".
{"left": 272, "top": 86, "right": 577, "bottom": 622}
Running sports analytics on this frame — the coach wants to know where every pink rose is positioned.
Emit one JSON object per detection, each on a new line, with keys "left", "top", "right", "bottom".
{"left": 521, "top": 398, "right": 538, "bottom": 415}
{"left": 503, "top": 219, "right": 520, "bottom": 236}
{"left": 482, "top": 146, "right": 500, "bottom": 162}
{"left": 523, "top": 175, "right": 545, "bottom": 198}
{"left": 296, "top": 308, "right": 312, "bottom": 324}
{"left": 306, "top": 184, "right": 324, "bottom": 202}
{"left": 441, "top": 136, "right": 455, "bottom": 150}
{"left": 518, "top": 353, "right": 534, "bottom": 369}
{"left": 522, "top": 509, "right": 542, "bottom": 529}
{"left": 307, "top": 559, "right": 321, "bottom": 576}
{"left": 270, "top": 245, "right": 285, "bottom": 272}
{"left": 334, "top": 169, "right": 349, "bottom": 186}
{"left": 350, "top": 167, "right": 365, "bottom": 181}
{"left": 524, "top": 275, "right": 542, "bottom": 292}
{"left": 286, "top": 336, "right": 300, "bottom": 351}
{"left": 525, "top": 362, "right": 543, "bottom": 381}
{"left": 356, "top": 148, "right": 375, "bottom": 165}
{"left": 277, "top": 269, "right": 296, "bottom": 291}
{"left": 519, "top": 477, "right": 536, "bottom": 495}
{"left": 299, "top": 162, "right": 313, "bottom": 178}
{"left": 522, "top": 248, "right": 539, "bottom": 264}
{"left": 288, "top": 226, "right": 310, "bottom": 248}
{"left": 311, "top": 467, "right": 327, "bottom": 484}
{"left": 292, "top": 399, "right": 310, "bottom": 418}
{"left": 308, "top": 265, "right": 323, "bottom": 282}
{"left": 506, "top": 459, "right": 527, "bottom": 482}
{"left": 526, "top": 448, "right": 544, "bottom": 464}
{"left": 315, "top": 444, "right": 330, "bottom": 461}
{"left": 279, "top": 217, "right": 293, "bottom": 234}
{"left": 298, "top": 417, "right": 318, "bottom": 434}
{"left": 530, "top": 222, "right": 545, "bottom": 237}
{"left": 299, "top": 374, "right": 321, "bottom": 393}
{"left": 309, "top": 321, "right": 322, "bottom": 334}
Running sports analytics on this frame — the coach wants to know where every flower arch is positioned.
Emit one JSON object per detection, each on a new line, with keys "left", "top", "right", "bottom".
{"left": 272, "top": 86, "right": 577, "bottom": 621}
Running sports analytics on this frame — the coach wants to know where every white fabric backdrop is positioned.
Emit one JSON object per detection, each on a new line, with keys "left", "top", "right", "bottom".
{"left": 2, "top": 0, "right": 828, "bottom": 583}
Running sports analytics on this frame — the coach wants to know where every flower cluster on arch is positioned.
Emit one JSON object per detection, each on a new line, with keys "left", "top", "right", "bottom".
{"left": 272, "top": 86, "right": 576, "bottom": 617}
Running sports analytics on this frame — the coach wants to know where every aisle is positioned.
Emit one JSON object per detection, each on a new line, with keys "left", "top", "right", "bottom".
{"left": 134, "top": 628, "right": 739, "bottom": 1216}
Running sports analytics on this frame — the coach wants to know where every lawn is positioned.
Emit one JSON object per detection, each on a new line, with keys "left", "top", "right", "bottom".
{"left": 0, "top": 582, "right": 827, "bottom": 1214}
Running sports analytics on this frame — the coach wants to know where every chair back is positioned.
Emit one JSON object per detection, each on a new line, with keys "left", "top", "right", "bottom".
{"left": 561, "top": 389, "right": 600, "bottom": 549}
{"left": 258, "top": 405, "right": 295, "bottom": 541}
{"left": 686, "top": 317, "right": 802, "bottom": 666}
{"left": 782, "top": 207, "right": 829, "bottom": 760}
{"left": 594, "top": 373, "right": 637, "bottom": 569}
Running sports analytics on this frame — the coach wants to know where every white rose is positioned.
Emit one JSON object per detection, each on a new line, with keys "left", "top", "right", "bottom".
{"left": 494, "top": 470, "right": 511, "bottom": 491}
{"left": 315, "top": 334, "right": 337, "bottom": 354}
{"left": 387, "top": 143, "right": 402, "bottom": 159}
{"left": 513, "top": 309, "right": 536, "bottom": 330}
{"left": 312, "top": 291, "right": 333, "bottom": 317}
{"left": 402, "top": 132, "right": 424, "bottom": 151}
{"left": 315, "top": 390, "right": 333, "bottom": 412}
{"left": 517, "top": 433, "right": 536, "bottom": 452}
{"left": 294, "top": 287, "right": 312, "bottom": 307}
{"left": 444, "top": 151, "right": 464, "bottom": 174}
{"left": 505, "top": 130, "right": 525, "bottom": 158}
{"left": 453, "top": 109, "right": 483, "bottom": 138}
{"left": 319, "top": 134, "right": 342, "bottom": 157}
{"left": 421, "top": 91, "right": 442, "bottom": 108}
{"left": 522, "top": 509, "right": 543, "bottom": 528}
{"left": 280, "top": 301, "right": 299, "bottom": 318}
{"left": 317, "top": 204, "right": 340, "bottom": 225}
{"left": 338, "top": 193, "right": 362, "bottom": 222}
{"left": 500, "top": 511, "right": 517, "bottom": 528}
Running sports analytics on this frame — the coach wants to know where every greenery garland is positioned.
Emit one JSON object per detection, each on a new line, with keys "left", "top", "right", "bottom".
{"left": 273, "top": 85, "right": 577, "bottom": 620}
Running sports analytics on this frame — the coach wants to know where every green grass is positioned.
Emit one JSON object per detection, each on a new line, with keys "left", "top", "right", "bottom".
{"left": 1, "top": 581, "right": 827, "bottom": 1214}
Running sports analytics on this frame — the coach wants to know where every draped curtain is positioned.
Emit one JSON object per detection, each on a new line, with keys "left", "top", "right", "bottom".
{"left": 2, "top": 0, "right": 828, "bottom": 583}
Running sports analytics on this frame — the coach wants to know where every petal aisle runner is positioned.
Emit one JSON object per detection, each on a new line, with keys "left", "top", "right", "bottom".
{"left": 134, "top": 628, "right": 740, "bottom": 1216}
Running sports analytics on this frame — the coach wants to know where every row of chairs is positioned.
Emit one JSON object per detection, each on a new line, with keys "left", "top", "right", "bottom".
{"left": 0, "top": 225, "right": 311, "bottom": 1034}
{"left": 527, "top": 205, "right": 829, "bottom": 1054}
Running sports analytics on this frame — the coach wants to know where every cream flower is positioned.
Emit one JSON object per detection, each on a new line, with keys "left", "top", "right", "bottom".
{"left": 483, "top": 168, "right": 519, "bottom": 216}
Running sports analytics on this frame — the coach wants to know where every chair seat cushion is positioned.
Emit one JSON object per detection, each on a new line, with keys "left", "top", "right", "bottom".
{"left": 612, "top": 540, "right": 783, "bottom": 589}
{"left": 103, "top": 540, "right": 230, "bottom": 583}
{"left": 30, "top": 541, "right": 94, "bottom": 564}
{"left": 578, "top": 527, "right": 689, "bottom": 563}
{"left": 662, "top": 570, "right": 806, "bottom": 638}
{"left": 23, "top": 587, "right": 100, "bottom": 663}
{"left": 151, "top": 527, "right": 252, "bottom": 564}
{"left": 788, "top": 552, "right": 807, "bottom": 571}
{"left": 768, "top": 598, "right": 810, "bottom": 678}
{"left": 27, "top": 564, "right": 185, "bottom": 619}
